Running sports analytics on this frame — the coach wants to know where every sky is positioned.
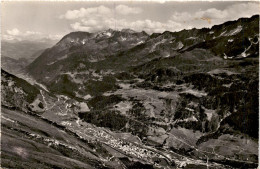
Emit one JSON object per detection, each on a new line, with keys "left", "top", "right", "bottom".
{"left": 1, "top": 1, "right": 259, "bottom": 41}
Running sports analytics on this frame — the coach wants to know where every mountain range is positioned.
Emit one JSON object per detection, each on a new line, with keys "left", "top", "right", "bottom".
{"left": 1, "top": 39, "right": 57, "bottom": 74}
{"left": 1, "top": 15, "right": 259, "bottom": 168}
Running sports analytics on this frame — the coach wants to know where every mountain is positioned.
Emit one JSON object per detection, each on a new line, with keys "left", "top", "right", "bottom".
{"left": 3, "top": 15, "right": 259, "bottom": 168}
{"left": 1, "top": 40, "right": 56, "bottom": 74}
{"left": 28, "top": 15, "right": 258, "bottom": 79}
{"left": 27, "top": 29, "right": 148, "bottom": 82}
{"left": 27, "top": 15, "right": 259, "bottom": 97}
{"left": 1, "top": 40, "right": 56, "bottom": 60}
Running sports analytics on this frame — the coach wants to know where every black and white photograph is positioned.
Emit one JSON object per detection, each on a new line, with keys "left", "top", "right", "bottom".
{"left": 1, "top": 0, "right": 259, "bottom": 168}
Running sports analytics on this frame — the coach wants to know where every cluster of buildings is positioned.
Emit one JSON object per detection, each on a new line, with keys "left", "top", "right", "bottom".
{"left": 92, "top": 129, "right": 163, "bottom": 160}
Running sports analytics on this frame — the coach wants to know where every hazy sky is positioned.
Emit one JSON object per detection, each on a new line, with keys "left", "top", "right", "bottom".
{"left": 1, "top": 1, "right": 259, "bottom": 41}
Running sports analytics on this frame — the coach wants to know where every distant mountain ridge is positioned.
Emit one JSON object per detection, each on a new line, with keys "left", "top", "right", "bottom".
{"left": 1, "top": 39, "right": 56, "bottom": 74}
{"left": 1, "top": 39, "right": 56, "bottom": 60}
{"left": 27, "top": 15, "right": 259, "bottom": 84}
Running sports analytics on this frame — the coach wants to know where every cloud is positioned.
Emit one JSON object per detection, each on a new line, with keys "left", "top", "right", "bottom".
{"left": 62, "top": 2, "right": 258, "bottom": 34}
{"left": 115, "top": 5, "right": 142, "bottom": 15}
{"left": 70, "top": 17, "right": 183, "bottom": 34}
{"left": 225, "top": 2, "right": 259, "bottom": 19}
{"left": 60, "top": 6, "right": 112, "bottom": 20}
{"left": 70, "top": 22, "right": 92, "bottom": 32}
{"left": 62, "top": 5, "right": 183, "bottom": 33}
{"left": 171, "top": 2, "right": 259, "bottom": 28}
{"left": 61, "top": 5, "right": 183, "bottom": 33}
{"left": 3, "top": 29, "right": 62, "bottom": 42}
{"left": 199, "top": 8, "right": 228, "bottom": 19}
{"left": 60, "top": 5, "right": 142, "bottom": 20}
{"left": 6, "top": 28, "right": 20, "bottom": 36}
{"left": 25, "top": 31, "right": 41, "bottom": 36}
{"left": 2, "top": 34, "right": 17, "bottom": 41}
{"left": 47, "top": 34, "right": 63, "bottom": 41}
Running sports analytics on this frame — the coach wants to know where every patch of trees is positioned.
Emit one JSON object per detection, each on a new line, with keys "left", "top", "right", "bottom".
{"left": 119, "top": 157, "right": 154, "bottom": 169}
{"left": 79, "top": 110, "right": 127, "bottom": 131}
{"left": 85, "top": 75, "right": 119, "bottom": 96}
{"left": 49, "top": 74, "right": 78, "bottom": 97}
{"left": 87, "top": 95, "right": 124, "bottom": 110}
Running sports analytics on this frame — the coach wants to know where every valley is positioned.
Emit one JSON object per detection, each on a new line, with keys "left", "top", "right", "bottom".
{"left": 1, "top": 15, "right": 259, "bottom": 168}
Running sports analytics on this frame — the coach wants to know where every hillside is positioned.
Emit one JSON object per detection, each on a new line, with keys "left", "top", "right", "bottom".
{"left": 2, "top": 15, "right": 259, "bottom": 168}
